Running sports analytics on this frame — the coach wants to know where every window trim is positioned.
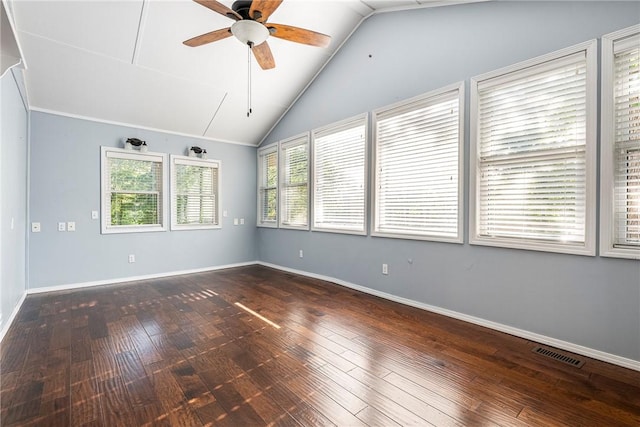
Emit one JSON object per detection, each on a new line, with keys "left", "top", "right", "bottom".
{"left": 279, "top": 132, "right": 310, "bottom": 231}
{"left": 371, "top": 81, "right": 465, "bottom": 243}
{"left": 600, "top": 25, "right": 640, "bottom": 260}
{"left": 311, "top": 113, "right": 369, "bottom": 236}
{"left": 100, "top": 146, "right": 167, "bottom": 234}
{"left": 257, "top": 144, "right": 278, "bottom": 228}
{"left": 170, "top": 155, "right": 222, "bottom": 231}
{"left": 469, "top": 40, "right": 597, "bottom": 256}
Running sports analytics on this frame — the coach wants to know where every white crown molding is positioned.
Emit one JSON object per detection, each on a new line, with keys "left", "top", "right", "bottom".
{"left": 29, "top": 107, "right": 257, "bottom": 148}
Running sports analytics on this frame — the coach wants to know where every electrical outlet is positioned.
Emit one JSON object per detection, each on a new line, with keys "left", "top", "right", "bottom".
{"left": 67, "top": 221, "right": 76, "bottom": 232}
{"left": 299, "top": 249, "right": 303, "bottom": 258}
{"left": 31, "top": 222, "right": 41, "bottom": 233}
{"left": 128, "top": 254, "right": 135, "bottom": 263}
{"left": 240, "top": 218, "right": 245, "bottom": 225}
{"left": 382, "top": 263, "right": 389, "bottom": 275}
{"left": 58, "top": 222, "right": 66, "bottom": 232}
{"left": 223, "top": 210, "right": 228, "bottom": 217}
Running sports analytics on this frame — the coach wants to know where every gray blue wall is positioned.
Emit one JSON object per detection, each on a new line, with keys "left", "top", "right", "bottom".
{"left": 0, "top": 69, "right": 28, "bottom": 334}
{"left": 258, "top": 2, "right": 640, "bottom": 362}
{"left": 28, "top": 112, "right": 257, "bottom": 289}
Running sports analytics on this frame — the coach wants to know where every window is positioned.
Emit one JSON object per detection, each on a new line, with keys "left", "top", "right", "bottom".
{"left": 257, "top": 145, "right": 278, "bottom": 227}
{"left": 470, "top": 41, "right": 597, "bottom": 255}
{"left": 101, "top": 147, "right": 166, "bottom": 234}
{"left": 171, "top": 155, "right": 220, "bottom": 230}
{"left": 312, "top": 114, "right": 367, "bottom": 234}
{"left": 373, "top": 83, "right": 464, "bottom": 242}
{"left": 279, "top": 133, "right": 309, "bottom": 229}
{"left": 601, "top": 25, "right": 640, "bottom": 259}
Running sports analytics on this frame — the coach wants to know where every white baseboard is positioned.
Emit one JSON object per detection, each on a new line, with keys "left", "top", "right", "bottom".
{"left": 0, "top": 292, "right": 27, "bottom": 344}
{"left": 27, "top": 261, "right": 257, "bottom": 294}
{"left": 257, "top": 261, "right": 640, "bottom": 372}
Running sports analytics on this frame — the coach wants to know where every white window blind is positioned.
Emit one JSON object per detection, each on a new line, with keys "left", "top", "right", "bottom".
{"left": 101, "top": 148, "right": 166, "bottom": 234}
{"left": 374, "top": 84, "right": 463, "bottom": 241}
{"left": 313, "top": 115, "right": 367, "bottom": 234}
{"left": 258, "top": 145, "right": 278, "bottom": 227}
{"left": 612, "top": 35, "right": 640, "bottom": 249}
{"left": 280, "top": 134, "right": 309, "bottom": 229}
{"left": 171, "top": 156, "right": 220, "bottom": 230}
{"left": 472, "top": 42, "right": 596, "bottom": 255}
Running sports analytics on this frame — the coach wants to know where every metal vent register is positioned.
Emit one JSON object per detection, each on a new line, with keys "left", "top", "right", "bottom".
{"left": 532, "top": 345, "right": 585, "bottom": 368}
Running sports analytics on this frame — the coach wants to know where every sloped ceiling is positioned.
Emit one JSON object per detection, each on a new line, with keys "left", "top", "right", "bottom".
{"left": 11, "top": 0, "right": 477, "bottom": 145}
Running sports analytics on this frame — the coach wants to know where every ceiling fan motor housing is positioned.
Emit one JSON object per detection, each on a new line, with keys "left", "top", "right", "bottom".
{"left": 231, "top": 1, "right": 255, "bottom": 20}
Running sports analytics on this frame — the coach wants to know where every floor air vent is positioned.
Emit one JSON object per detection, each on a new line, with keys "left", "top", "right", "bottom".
{"left": 532, "top": 345, "right": 585, "bottom": 368}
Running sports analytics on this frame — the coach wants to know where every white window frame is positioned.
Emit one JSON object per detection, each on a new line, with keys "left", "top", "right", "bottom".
{"left": 279, "top": 133, "right": 310, "bottom": 230}
{"left": 257, "top": 144, "right": 278, "bottom": 228}
{"left": 372, "top": 82, "right": 465, "bottom": 243}
{"left": 600, "top": 25, "right": 640, "bottom": 260}
{"left": 311, "top": 113, "right": 368, "bottom": 235}
{"left": 170, "top": 155, "right": 221, "bottom": 231}
{"left": 101, "top": 146, "right": 167, "bottom": 234}
{"left": 469, "top": 40, "right": 597, "bottom": 256}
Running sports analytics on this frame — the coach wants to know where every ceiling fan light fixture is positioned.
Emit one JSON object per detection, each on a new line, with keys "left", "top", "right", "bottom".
{"left": 231, "top": 20, "right": 269, "bottom": 46}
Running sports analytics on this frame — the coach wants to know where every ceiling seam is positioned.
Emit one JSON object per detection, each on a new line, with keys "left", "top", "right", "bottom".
{"left": 203, "top": 92, "right": 228, "bottom": 136}
{"left": 16, "top": 30, "right": 135, "bottom": 65}
{"left": 131, "top": 0, "right": 149, "bottom": 65}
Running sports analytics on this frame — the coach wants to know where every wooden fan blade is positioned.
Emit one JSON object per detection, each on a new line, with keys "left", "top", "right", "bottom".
{"left": 249, "top": 0, "right": 283, "bottom": 22}
{"left": 183, "top": 27, "right": 232, "bottom": 47}
{"left": 252, "top": 41, "right": 275, "bottom": 70}
{"left": 267, "top": 23, "right": 330, "bottom": 48}
{"left": 193, "top": 0, "right": 242, "bottom": 21}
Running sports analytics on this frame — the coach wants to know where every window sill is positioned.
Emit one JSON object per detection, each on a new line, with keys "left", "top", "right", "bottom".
{"left": 171, "top": 224, "right": 221, "bottom": 231}
{"left": 101, "top": 225, "right": 166, "bottom": 234}
{"left": 470, "top": 235, "right": 595, "bottom": 256}
{"left": 600, "top": 245, "right": 640, "bottom": 260}
{"left": 372, "top": 230, "right": 462, "bottom": 244}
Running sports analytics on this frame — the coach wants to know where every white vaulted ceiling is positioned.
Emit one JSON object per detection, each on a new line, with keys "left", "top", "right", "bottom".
{"left": 11, "top": 0, "right": 478, "bottom": 145}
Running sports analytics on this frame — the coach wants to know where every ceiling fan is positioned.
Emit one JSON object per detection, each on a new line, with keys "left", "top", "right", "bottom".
{"left": 183, "top": 0, "right": 332, "bottom": 70}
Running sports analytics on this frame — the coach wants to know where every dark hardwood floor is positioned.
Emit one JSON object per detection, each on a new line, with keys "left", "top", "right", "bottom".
{"left": 1, "top": 265, "right": 639, "bottom": 426}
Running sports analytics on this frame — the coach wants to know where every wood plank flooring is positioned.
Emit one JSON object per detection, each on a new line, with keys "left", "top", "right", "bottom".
{"left": 1, "top": 265, "right": 639, "bottom": 426}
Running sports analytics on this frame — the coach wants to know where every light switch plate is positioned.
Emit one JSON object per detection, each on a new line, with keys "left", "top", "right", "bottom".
{"left": 31, "top": 222, "right": 41, "bottom": 233}
{"left": 91, "top": 210, "right": 99, "bottom": 220}
{"left": 67, "top": 221, "right": 76, "bottom": 232}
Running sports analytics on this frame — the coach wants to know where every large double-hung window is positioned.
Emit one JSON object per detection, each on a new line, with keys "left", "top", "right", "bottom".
{"left": 312, "top": 114, "right": 367, "bottom": 234}
{"left": 470, "top": 41, "right": 597, "bottom": 255}
{"left": 373, "top": 83, "right": 464, "bottom": 242}
{"left": 171, "top": 156, "right": 220, "bottom": 230}
{"left": 279, "top": 134, "right": 309, "bottom": 229}
{"left": 101, "top": 147, "right": 167, "bottom": 234}
{"left": 601, "top": 25, "right": 640, "bottom": 259}
{"left": 257, "top": 145, "right": 278, "bottom": 227}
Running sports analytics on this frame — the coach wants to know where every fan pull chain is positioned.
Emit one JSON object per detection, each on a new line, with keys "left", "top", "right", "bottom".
{"left": 247, "top": 43, "right": 253, "bottom": 117}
